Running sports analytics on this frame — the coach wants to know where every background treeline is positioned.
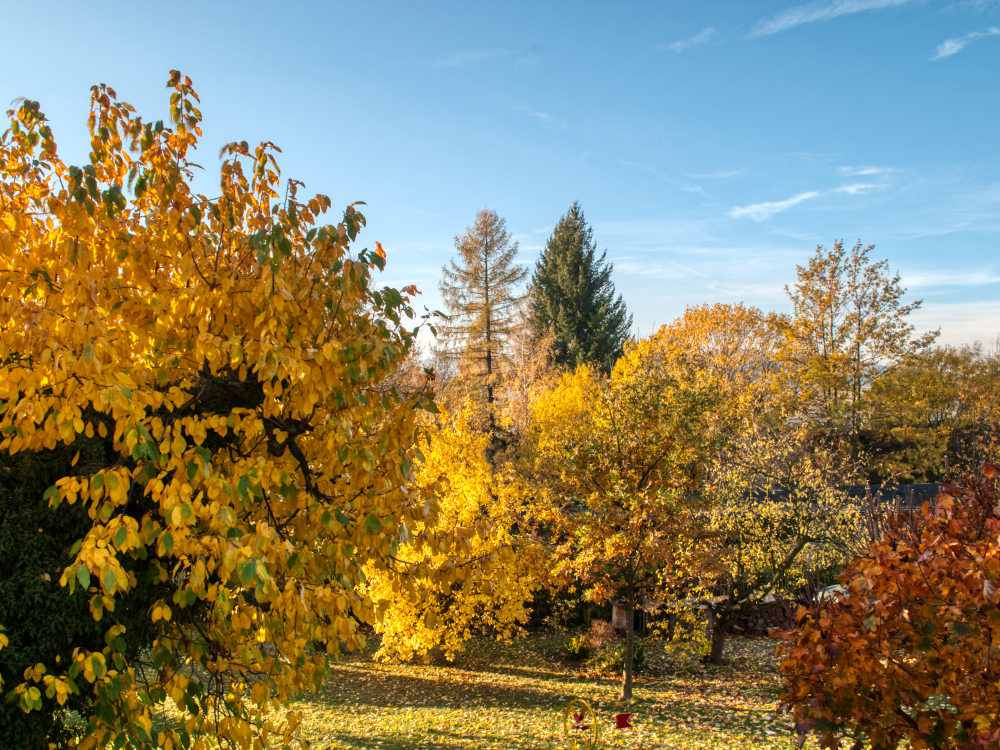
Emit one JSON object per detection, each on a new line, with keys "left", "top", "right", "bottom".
{"left": 414, "top": 203, "right": 1000, "bottom": 695}
{"left": 434, "top": 207, "right": 998, "bottom": 484}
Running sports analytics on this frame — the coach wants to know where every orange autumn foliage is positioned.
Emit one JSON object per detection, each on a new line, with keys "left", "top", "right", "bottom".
{"left": 778, "top": 464, "right": 1000, "bottom": 750}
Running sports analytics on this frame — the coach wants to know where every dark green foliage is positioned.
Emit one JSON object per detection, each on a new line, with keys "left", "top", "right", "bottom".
{"left": 529, "top": 202, "right": 632, "bottom": 371}
{"left": 0, "top": 433, "right": 160, "bottom": 749}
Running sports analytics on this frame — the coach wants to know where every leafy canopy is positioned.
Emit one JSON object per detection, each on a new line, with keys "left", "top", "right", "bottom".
{"left": 0, "top": 72, "right": 457, "bottom": 749}
{"left": 526, "top": 340, "right": 713, "bottom": 697}
{"left": 366, "top": 407, "right": 539, "bottom": 662}
{"left": 779, "top": 466, "right": 1000, "bottom": 750}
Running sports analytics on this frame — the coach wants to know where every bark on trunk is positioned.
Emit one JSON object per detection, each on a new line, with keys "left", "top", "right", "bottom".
{"left": 709, "top": 610, "right": 732, "bottom": 665}
{"left": 621, "top": 579, "right": 635, "bottom": 700}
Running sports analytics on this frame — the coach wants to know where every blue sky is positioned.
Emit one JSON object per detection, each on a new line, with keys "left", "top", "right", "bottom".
{"left": 2, "top": 0, "right": 998, "bottom": 345}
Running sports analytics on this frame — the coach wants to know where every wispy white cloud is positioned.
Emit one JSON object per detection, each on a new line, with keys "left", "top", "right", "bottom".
{"left": 435, "top": 48, "right": 514, "bottom": 67}
{"left": 512, "top": 103, "right": 565, "bottom": 129}
{"left": 835, "top": 182, "right": 885, "bottom": 194}
{"left": 688, "top": 169, "right": 743, "bottom": 179}
{"left": 903, "top": 270, "right": 1000, "bottom": 288}
{"left": 658, "top": 28, "right": 715, "bottom": 53}
{"left": 838, "top": 165, "right": 894, "bottom": 176}
{"left": 434, "top": 47, "right": 549, "bottom": 68}
{"left": 682, "top": 184, "right": 710, "bottom": 196}
{"left": 750, "top": 0, "right": 913, "bottom": 37}
{"left": 730, "top": 191, "right": 820, "bottom": 221}
{"left": 931, "top": 27, "right": 1000, "bottom": 59}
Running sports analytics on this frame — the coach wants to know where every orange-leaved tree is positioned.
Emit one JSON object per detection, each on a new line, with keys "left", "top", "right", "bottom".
{"left": 525, "top": 339, "right": 714, "bottom": 699}
{"left": 778, "top": 465, "right": 1000, "bottom": 750}
{"left": 649, "top": 304, "right": 859, "bottom": 664}
{"left": 0, "top": 73, "right": 458, "bottom": 749}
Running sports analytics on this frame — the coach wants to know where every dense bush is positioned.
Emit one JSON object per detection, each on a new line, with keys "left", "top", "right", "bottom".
{"left": 0, "top": 435, "right": 161, "bottom": 748}
{"left": 779, "top": 464, "right": 1000, "bottom": 749}
{"left": 589, "top": 641, "right": 645, "bottom": 674}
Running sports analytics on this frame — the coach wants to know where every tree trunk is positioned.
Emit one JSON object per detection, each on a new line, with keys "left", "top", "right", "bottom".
{"left": 708, "top": 610, "right": 733, "bottom": 665}
{"left": 621, "top": 578, "right": 635, "bottom": 700}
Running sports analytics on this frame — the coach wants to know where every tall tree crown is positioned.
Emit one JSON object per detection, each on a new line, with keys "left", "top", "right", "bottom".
{"left": 438, "top": 209, "right": 528, "bottom": 417}
{"left": 783, "top": 240, "right": 938, "bottom": 447}
{"left": 529, "top": 202, "right": 632, "bottom": 371}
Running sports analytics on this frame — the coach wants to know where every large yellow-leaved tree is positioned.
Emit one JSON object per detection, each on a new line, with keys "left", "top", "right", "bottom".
{"left": 0, "top": 73, "right": 467, "bottom": 749}
{"left": 365, "top": 407, "right": 540, "bottom": 662}
{"left": 649, "top": 304, "right": 859, "bottom": 664}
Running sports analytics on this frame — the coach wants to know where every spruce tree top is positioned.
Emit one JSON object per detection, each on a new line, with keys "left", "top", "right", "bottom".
{"left": 529, "top": 202, "right": 632, "bottom": 371}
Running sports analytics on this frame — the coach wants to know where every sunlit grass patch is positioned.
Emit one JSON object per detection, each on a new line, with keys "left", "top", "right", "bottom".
{"left": 291, "top": 635, "right": 806, "bottom": 749}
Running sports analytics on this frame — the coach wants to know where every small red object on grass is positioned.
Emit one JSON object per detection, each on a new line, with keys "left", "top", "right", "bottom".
{"left": 572, "top": 712, "right": 591, "bottom": 730}
{"left": 615, "top": 713, "right": 633, "bottom": 729}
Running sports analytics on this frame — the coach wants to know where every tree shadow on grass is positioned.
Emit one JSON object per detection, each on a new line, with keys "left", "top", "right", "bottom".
{"left": 319, "top": 663, "right": 574, "bottom": 711}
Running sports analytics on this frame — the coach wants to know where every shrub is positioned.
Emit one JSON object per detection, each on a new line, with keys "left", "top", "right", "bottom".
{"left": 589, "top": 642, "right": 646, "bottom": 674}
{"left": 0, "top": 434, "right": 162, "bottom": 748}
{"left": 562, "top": 635, "right": 592, "bottom": 660}
{"left": 588, "top": 619, "right": 617, "bottom": 648}
{"left": 779, "top": 465, "right": 1000, "bottom": 749}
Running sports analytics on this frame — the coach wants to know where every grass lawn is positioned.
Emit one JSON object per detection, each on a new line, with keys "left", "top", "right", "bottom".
{"left": 289, "top": 634, "right": 802, "bottom": 749}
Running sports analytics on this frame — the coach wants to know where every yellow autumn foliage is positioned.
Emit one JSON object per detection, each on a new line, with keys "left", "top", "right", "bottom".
{"left": 644, "top": 304, "right": 860, "bottom": 662}
{"left": 0, "top": 73, "right": 480, "bottom": 749}
{"left": 367, "top": 407, "right": 539, "bottom": 662}
{"left": 526, "top": 346, "right": 716, "bottom": 696}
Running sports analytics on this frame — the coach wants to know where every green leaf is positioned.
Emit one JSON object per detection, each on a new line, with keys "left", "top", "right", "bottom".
{"left": 334, "top": 509, "right": 350, "bottom": 527}
{"left": 114, "top": 527, "right": 128, "bottom": 548}
{"left": 83, "top": 344, "right": 95, "bottom": 364}
{"left": 162, "top": 532, "right": 173, "bottom": 552}
{"left": 241, "top": 560, "right": 255, "bottom": 586}
{"left": 77, "top": 566, "right": 91, "bottom": 590}
{"left": 363, "top": 514, "right": 382, "bottom": 534}
{"left": 92, "top": 473, "right": 104, "bottom": 491}
{"left": 104, "top": 569, "right": 117, "bottom": 593}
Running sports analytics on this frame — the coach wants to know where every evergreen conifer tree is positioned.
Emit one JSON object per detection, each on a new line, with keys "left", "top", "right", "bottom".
{"left": 529, "top": 202, "right": 632, "bottom": 370}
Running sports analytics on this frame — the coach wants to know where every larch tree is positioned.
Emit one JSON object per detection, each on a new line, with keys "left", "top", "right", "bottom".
{"left": 529, "top": 202, "right": 632, "bottom": 372}
{"left": 438, "top": 209, "right": 527, "bottom": 433}
{"left": 783, "top": 240, "right": 938, "bottom": 455}
{"left": 0, "top": 73, "right": 505, "bottom": 750}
